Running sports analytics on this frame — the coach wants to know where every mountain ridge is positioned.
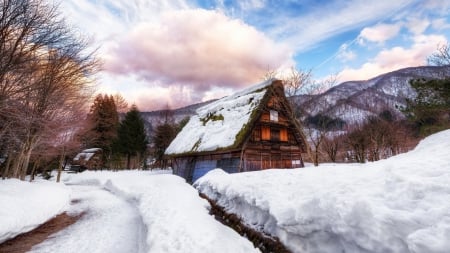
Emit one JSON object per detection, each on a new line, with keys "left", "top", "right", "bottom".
{"left": 141, "top": 65, "right": 450, "bottom": 131}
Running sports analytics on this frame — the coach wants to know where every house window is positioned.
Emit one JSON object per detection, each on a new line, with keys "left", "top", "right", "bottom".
{"left": 261, "top": 126, "right": 270, "bottom": 140}
{"left": 271, "top": 128, "right": 280, "bottom": 141}
{"left": 252, "top": 127, "right": 261, "bottom": 141}
{"left": 280, "top": 128, "right": 288, "bottom": 142}
{"left": 270, "top": 110, "right": 278, "bottom": 122}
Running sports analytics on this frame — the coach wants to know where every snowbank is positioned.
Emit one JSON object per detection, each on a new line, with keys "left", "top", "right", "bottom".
{"left": 195, "top": 130, "right": 450, "bottom": 253}
{"left": 65, "top": 170, "right": 259, "bottom": 253}
{"left": 0, "top": 179, "right": 70, "bottom": 243}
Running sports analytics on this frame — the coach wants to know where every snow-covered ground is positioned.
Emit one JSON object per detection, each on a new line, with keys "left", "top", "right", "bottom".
{"left": 2, "top": 130, "right": 449, "bottom": 253}
{"left": 1, "top": 170, "right": 259, "bottom": 253}
{"left": 195, "top": 130, "right": 450, "bottom": 253}
{"left": 61, "top": 170, "right": 259, "bottom": 253}
{"left": 0, "top": 179, "right": 70, "bottom": 243}
{"left": 30, "top": 184, "right": 147, "bottom": 253}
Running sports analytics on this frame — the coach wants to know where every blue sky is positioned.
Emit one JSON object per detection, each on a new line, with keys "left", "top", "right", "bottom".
{"left": 59, "top": 0, "right": 450, "bottom": 110}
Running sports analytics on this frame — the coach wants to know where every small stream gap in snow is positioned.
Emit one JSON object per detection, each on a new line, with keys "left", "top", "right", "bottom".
{"left": 199, "top": 193, "right": 292, "bottom": 253}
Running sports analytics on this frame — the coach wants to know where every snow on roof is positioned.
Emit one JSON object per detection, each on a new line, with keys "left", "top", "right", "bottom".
{"left": 73, "top": 152, "right": 95, "bottom": 161}
{"left": 73, "top": 148, "right": 101, "bottom": 161}
{"left": 82, "top": 148, "right": 102, "bottom": 153}
{"left": 165, "top": 79, "right": 276, "bottom": 155}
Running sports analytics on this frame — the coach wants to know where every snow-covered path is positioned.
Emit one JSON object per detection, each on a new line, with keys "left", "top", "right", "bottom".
{"left": 29, "top": 184, "right": 147, "bottom": 253}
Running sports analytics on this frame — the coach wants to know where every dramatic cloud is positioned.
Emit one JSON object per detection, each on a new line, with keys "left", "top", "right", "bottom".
{"left": 105, "top": 9, "right": 292, "bottom": 91}
{"left": 358, "top": 23, "right": 402, "bottom": 44}
{"left": 338, "top": 34, "right": 448, "bottom": 82}
{"left": 58, "top": 0, "right": 450, "bottom": 110}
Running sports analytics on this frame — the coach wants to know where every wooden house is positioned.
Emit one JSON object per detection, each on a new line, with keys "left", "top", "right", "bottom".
{"left": 71, "top": 148, "right": 103, "bottom": 172}
{"left": 164, "top": 79, "right": 308, "bottom": 182}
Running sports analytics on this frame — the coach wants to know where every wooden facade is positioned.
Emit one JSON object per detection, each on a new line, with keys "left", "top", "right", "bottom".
{"left": 166, "top": 80, "right": 307, "bottom": 183}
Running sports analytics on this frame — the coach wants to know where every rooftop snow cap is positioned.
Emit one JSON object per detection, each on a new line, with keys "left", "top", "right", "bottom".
{"left": 165, "top": 79, "right": 280, "bottom": 156}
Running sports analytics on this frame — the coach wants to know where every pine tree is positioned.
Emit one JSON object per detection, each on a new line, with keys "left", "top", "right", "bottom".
{"left": 82, "top": 94, "right": 119, "bottom": 166}
{"left": 115, "top": 105, "right": 148, "bottom": 169}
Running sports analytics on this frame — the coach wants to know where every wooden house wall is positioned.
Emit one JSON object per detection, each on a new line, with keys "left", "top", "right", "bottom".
{"left": 241, "top": 95, "right": 305, "bottom": 171}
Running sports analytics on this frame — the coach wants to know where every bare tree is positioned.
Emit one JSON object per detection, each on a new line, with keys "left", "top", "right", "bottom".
{"left": 262, "top": 66, "right": 313, "bottom": 97}
{"left": 284, "top": 67, "right": 313, "bottom": 97}
{"left": 343, "top": 124, "right": 369, "bottom": 163}
{"left": 321, "top": 135, "right": 340, "bottom": 162}
{"left": 428, "top": 43, "right": 450, "bottom": 66}
{"left": 0, "top": 0, "right": 98, "bottom": 180}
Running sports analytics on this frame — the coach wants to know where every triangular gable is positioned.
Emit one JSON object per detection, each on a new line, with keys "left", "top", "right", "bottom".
{"left": 165, "top": 79, "right": 278, "bottom": 156}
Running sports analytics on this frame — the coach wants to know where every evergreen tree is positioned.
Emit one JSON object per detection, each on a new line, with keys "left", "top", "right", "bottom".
{"left": 152, "top": 116, "right": 189, "bottom": 169}
{"left": 115, "top": 105, "right": 148, "bottom": 169}
{"left": 82, "top": 94, "right": 119, "bottom": 165}
{"left": 153, "top": 123, "right": 177, "bottom": 169}
{"left": 404, "top": 78, "right": 450, "bottom": 136}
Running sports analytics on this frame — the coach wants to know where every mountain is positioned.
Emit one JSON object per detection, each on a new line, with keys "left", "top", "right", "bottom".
{"left": 293, "top": 65, "right": 450, "bottom": 124}
{"left": 141, "top": 65, "right": 450, "bottom": 131}
{"left": 140, "top": 100, "right": 217, "bottom": 137}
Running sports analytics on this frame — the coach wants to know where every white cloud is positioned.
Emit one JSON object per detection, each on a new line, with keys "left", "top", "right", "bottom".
{"left": 59, "top": 1, "right": 294, "bottom": 110}
{"left": 337, "top": 43, "right": 357, "bottom": 62}
{"left": 105, "top": 9, "right": 293, "bottom": 90}
{"left": 406, "top": 17, "right": 430, "bottom": 35}
{"left": 338, "top": 34, "right": 448, "bottom": 82}
{"left": 358, "top": 23, "right": 403, "bottom": 44}
{"left": 239, "top": 0, "right": 266, "bottom": 10}
{"left": 431, "top": 18, "right": 450, "bottom": 31}
{"left": 269, "top": 0, "right": 414, "bottom": 51}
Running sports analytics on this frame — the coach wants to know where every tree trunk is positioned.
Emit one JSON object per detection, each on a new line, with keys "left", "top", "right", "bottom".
{"left": 126, "top": 153, "right": 131, "bottom": 170}
{"left": 20, "top": 147, "right": 33, "bottom": 180}
{"left": 12, "top": 147, "right": 25, "bottom": 179}
{"left": 30, "top": 158, "right": 40, "bottom": 182}
{"left": 313, "top": 149, "right": 319, "bottom": 167}
{"left": 1, "top": 154, "right": 12, "bottom": 179}
{"left": 56, "top": 146, "right": 66, "bottom": 183}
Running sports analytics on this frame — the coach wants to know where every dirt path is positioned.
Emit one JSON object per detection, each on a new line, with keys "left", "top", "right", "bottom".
{"left": 0, "top": 212, "right": 82, "bottom": 253}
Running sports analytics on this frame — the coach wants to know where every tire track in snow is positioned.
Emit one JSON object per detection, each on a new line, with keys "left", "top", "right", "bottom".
{"left": 29, "top": 185, "right": 148, "bottom": 253}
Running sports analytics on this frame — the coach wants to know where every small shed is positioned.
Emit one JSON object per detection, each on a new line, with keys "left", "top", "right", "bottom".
{"left": 165, "top": 79, "right": 308, "bottom": 182}
{"left": 71, "top": 148, "right": 103, "bottom": 172}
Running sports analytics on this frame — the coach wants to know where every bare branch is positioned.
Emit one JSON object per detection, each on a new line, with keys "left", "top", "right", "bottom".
{"left": 428, "top": 42, "right": 450, "bottom": 66}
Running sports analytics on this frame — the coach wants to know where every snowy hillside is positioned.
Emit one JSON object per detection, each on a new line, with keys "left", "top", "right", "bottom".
{"left": 195, "top": 129, "right": 450, "bottom": 253}
{"left": 295, "top": 65, "right": 450, "bottom": 124}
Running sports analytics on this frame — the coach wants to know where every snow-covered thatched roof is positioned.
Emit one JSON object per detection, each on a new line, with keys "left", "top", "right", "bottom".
{"left": 73, "top": 148, "right": 102, "bottom": 161}
{"left": 165, "top": 79, "right": 279, "bottom": 156}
